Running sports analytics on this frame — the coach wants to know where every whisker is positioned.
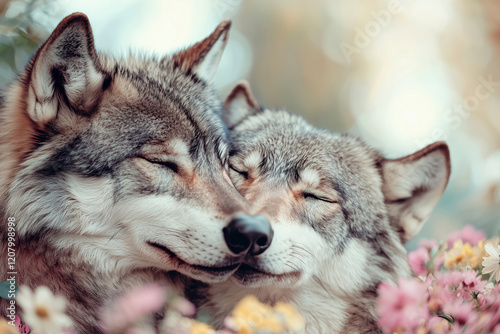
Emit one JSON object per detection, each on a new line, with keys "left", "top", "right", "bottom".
{"left": 289, "top": 253, "right": 307, "bottom": 265}
{"left": 313, "top": 275, "right": 335, "bottom": 299}
{"left": 106, "top": 226, "right": 125, "bottom": 245}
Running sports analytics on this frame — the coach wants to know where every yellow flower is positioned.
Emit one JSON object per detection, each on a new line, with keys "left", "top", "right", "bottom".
{"left": 229, "top": 295, "right": 304, "bottom": 334}
{"left": 231, "top": 295, "right": 281, "bottom": 334}
{"left": 469, "top": 240, "right": 487, "bottom": 268}
{"left": 274, "top": 302, "right": 305, "bottom": 332}
{"left": 0, "top": 317, "right": 19, "bottom": 334}
{"left": 190, "top": 321, "right": 215, "bottom": 334}
{"left": 444, "top": 240, "right": 487, "bottom": 269}
{"left": 416, "top": 326, "right": 428, "bottom": 334}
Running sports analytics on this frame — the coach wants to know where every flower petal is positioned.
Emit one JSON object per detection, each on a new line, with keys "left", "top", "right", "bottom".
{"left": 485, "top": 244, "right": 499, "bottom": 258}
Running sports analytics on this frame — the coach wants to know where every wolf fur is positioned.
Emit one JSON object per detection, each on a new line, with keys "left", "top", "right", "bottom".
{"left": 199, "top": 82, "right": 451, "bottom": 333}
{"left": 0, "top": 14, "right": 253, "bottom": 333}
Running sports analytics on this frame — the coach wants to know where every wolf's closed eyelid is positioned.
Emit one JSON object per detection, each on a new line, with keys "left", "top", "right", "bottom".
{"left": 140, "top": 157, "right": 179, "bottom": 173}
{"left": 229, "top": 165, "right": 249, "bottom": 179}
{"left": 302, "top": 192, "right": 337, "bottom": 203}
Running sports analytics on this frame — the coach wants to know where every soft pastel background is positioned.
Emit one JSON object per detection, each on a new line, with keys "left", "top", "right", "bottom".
{"left": 1, "top": 0, "right": 499, "bottom": 250}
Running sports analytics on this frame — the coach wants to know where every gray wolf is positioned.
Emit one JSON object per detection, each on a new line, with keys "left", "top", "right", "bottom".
{"left": 200, "top": 81, "right": 451, "bottom": 333}
{"left": 0, "top": 14, "right": 271, "bottom": 333}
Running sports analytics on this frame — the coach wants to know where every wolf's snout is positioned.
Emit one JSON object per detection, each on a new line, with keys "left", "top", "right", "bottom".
{"left": 223, "top": 214, "right": 273, "bottom": 256}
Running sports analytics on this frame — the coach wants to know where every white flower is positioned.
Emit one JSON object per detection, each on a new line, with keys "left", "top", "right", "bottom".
{"left": 482, "top": 243, "right": 500, "bottom": 282}
{"left": 16, "top": 286, "right": 73, "bottom": 334}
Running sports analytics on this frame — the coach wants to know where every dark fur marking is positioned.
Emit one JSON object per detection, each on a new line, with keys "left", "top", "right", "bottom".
{"left": 102, "top": 73, "right": 112, "bottom": 91}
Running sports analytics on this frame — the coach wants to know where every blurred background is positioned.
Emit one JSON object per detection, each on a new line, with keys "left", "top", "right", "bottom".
{"left": 1, "top": 0, "right": 499, "bottom": 249}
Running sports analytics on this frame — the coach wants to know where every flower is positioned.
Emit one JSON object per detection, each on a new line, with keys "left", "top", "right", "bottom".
{"left": 482, "top": 243, "right": 500, "bottom": 282}
{"left": 447, "top": 225, "right": 486, "bottom": 248}
{"left": 189, "top": 322, "right": 215, "bottom": 334}
{"left": 13, "top": 316, "right": 30, "bottom": 334}
{"left": 442, "top": 299, "right": 477, "bottom": 327}
{"left": 16, "top": 286, "right": 73, "bottom": 334}
{"left": 444, "top": 240, "right": 486, "bottom": 269}
{"left": 377, "top": 278, "right": 429, "bottom": 332}
{"left": 426, "top": 316, "right": 450, "bottom": 333}
{"left": 273, "top": 302, "right": 305, "bottom": 332}
{"left": 0, "top": 317, "right": 20, "bottom": 334}
{"left": 408, "top": 247, "right": 430, "bottom": 276}
{"left": 170, "top": 298, "right": 197, "bottom": 318}
{"left": 419, "top": 239, "right": 439, "bottom": 251}
{"left": 100, "top": 284, "right": 166, "bottom": 334}
{"left": 230, "top": 295, "right": 283, "bottom": 334}
{"left": 460, "top": 270, "right": 486, "bottom": 295}
{"left": 228, "top": 295, "right": 304, "bottom": 334}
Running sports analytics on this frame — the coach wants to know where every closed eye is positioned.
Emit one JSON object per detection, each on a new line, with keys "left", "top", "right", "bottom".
{"left": 303, "top": 192, "right": 337, "bottom": 203}
{"left": 229, "top": 165, "right": 249, "bottom": 179}
{"left": 141, "top": 158, "right": 179, "bottom": 173}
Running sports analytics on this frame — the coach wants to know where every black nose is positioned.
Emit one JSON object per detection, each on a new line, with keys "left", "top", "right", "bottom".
{"left": 223, "top": 214, "right": 273, "bottom": 256}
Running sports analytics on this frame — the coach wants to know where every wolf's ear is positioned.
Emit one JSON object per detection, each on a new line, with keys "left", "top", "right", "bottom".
{"left": 173, "top": 21, "right": 231, "bottom": 83}
{"left": 223, "top": 80, "right": 261, "bottom": 128}
{"left": 381, "top": 142, "right": 451, "bottom": 242}
{"left": 27, "top": 13, "right": 107, "bottom": 125}
{"left": 26, "top": 13, "right": 108, "bottom": 124}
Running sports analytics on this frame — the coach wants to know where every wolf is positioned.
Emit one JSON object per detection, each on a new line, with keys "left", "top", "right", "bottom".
{"left": 199, "top": 81, "right": 451, "bottom": 333}
{"left": 0, "top": 14, "right": 274, "bottom": 333}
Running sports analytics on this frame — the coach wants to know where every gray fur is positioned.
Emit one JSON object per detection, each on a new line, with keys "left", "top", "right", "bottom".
{"left": 198, "top": 82, "right": 451, "bottom": 333}
{"left": 0, "top": 13, "right": 248, "bottom": 333}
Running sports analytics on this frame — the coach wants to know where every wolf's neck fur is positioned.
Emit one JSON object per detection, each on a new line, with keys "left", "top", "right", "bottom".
{"left": 0, "top": 84, "right": 37, "bottom": 201}
{"left": 205, "top": 277, "right": 382, "bottom": 334}
{"left": 0, "top": 231, "right": 180, "bottom": 333}
{"left": 203, "top": 237, "right": 409, "bottom": 334}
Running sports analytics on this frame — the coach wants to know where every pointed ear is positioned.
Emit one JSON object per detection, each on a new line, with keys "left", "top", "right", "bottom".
{"left": 382, "top": 142, "right": 451, "bottom": 242}
{"left": 223, "top": 80, "right": 261, "bottom": 128}
{"left": 26, "top": 13, "right": 108, "bottom": 124}
{"left": 173, "top": 20, "right": 231, "bottom": 82}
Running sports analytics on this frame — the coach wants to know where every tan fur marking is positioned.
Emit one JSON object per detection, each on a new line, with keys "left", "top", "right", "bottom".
{"left": 0, "top": 85, "right": 37, "bottom": 198}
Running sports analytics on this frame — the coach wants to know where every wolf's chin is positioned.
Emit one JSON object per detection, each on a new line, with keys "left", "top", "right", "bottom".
{"left": 230, "top": 263, "right": 302, "bottom": 287}
{"left": 146, "top": 242, "right": 240, "bottom": 282}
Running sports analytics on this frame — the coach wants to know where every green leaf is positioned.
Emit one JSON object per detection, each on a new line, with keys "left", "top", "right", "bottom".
{"left": 0, "top": 43, "right": 16, "bottom": 70}
{"left": 437, "top": 314, "right": 454, "bottom": 324}
{"left": 0, "top": 279, "right": 17, "bottom": 300}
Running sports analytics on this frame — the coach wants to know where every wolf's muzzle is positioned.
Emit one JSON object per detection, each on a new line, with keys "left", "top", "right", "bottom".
{"left": 223, "top": 214, "right": 273, "bottom": 256}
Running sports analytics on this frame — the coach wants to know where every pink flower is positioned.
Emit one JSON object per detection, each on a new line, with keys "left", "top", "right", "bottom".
{"left": 14, "top": 315, "right": 30, "bottom": 334}
{"left": 377, "top": 278, "right": 429, "bottom": 332}
{"left": 426, "top": 315, "right": 450, "bottom": 333}
{"left": 460, "top": 270, "right": 486, "bottom": 296}
{"left": 442, "top": 300, "right": 477, "bottom": 327}
{"left": 437, "top": 271, "right": 463, "bottom": 290}
{"left": 419, "top": 238, "right": 439, "bottom": 251}
{"left": 446, "top": 225, "right": 485, "bottom": 248}
{"left": 427, "top": 283, "right": 454, "bottom": 311}
{"left": 170, "top": 297, "right": 196, "bottom": 317}
{"left": 408, "top": 248, "right": 430, "bottom": 276}
{"left": 100, "top": 284, "right": 166, "bottom": 333}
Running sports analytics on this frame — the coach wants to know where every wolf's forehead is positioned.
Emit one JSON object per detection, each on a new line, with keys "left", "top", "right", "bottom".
{"left": 102, "top": 60, "right": 228, "bottom": 148}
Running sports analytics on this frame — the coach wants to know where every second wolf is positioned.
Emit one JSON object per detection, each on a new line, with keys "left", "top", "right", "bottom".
{"left": 199, "top": 82, "right": 451, "bottom": 333}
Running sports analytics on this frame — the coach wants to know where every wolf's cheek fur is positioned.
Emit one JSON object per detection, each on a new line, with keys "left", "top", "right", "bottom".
{"left": 59, "top": 174, "right": 238, "bottom": 279}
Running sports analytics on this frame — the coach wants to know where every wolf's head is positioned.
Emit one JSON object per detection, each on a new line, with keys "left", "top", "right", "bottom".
{"left": 0, "top": 14, "right": 262, "bottom": 283}
{"left": 221, "top": 81, "right": 450, "bottom": 293}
